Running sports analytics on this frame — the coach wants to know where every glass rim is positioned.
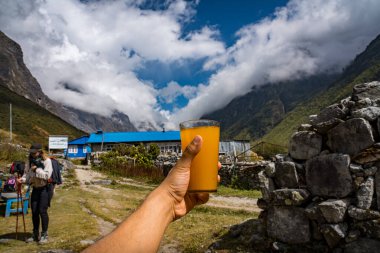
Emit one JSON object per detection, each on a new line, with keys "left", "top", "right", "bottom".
{"left": 179, "top": 119, "right": 220, "bottom": 129}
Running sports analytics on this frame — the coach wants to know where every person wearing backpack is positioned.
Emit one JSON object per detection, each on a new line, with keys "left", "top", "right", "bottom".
{"left": 47, "top": 158, "right": 63, "bottom": 207}
{"left": 18, "top": 143, "right": 53, "bottom": 244}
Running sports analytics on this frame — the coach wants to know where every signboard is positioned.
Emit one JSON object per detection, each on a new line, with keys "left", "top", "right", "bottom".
{"left": 49, "top": 136, "right": 68, "bottom": 149}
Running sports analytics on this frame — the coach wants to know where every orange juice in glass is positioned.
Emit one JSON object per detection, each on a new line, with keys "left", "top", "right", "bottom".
{"left": 180, "top": 120, "right": 220, "bottom": 192}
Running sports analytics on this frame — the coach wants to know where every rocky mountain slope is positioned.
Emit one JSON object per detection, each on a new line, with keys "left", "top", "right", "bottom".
{"left": 0, "top": 31, "right": 136, "bottom": 133}
{"left": 0, "top": 85, "right": 84, "bottom": 145}
{"left": 203, "top": 74, "right": 337, "bottom": 140}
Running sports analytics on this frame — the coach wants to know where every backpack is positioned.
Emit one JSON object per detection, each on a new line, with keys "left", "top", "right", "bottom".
{"left": 48, "top": 158, "right": 63, "bottom": 185}
{"left": 10, "top": 161, "right": 25, "bottom": 176}
{"left": 4, "top": 176, "right": 16, "bottom": 192}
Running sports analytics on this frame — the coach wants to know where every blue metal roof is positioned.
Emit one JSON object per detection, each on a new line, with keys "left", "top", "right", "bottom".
{"left": 87, "top": 131, "right": 180, "bottom": 144}
{"left": 69, "top": 136, "right": 89, "bottom": 145}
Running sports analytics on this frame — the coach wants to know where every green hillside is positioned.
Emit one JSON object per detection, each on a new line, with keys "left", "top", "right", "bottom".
{"left": 0, "top": 85, "right": 85, "bottom": 147}
{"left": 204, "top": 74, "right": 336, "bottom": 141}
{"left": 262, "top": 34, "right": 380, "bottom": 146}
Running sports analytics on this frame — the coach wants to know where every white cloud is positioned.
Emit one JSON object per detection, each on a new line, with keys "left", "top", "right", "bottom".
{"left": 170, "top": 0, "right": 380, "bottom": 126}
{"left": 158, "top": 81, "right": 197, "bottom": 103}
{"left": 0, "top": 0, "right": 224, "bottom": 128}
{"left": 1, "top": 0, "right": 380, "bottom": 131}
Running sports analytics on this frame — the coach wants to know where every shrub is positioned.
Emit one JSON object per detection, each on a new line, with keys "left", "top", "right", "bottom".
{"left": 0, "top": 143, "right": 27, "bottom": 162}
{"left": 95, "top": 143, "right": 164, "bottom": 182}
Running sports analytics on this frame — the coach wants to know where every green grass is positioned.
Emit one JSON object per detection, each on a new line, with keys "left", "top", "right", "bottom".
{"left": 0, "top": 184, "right": 99, "bottom": 253}
{"left": 0, "top": 143, "right": 28, "bottom": 163}
{"left": 0, "top": 168, "right": 259, "bottom": 253}
{"left": 164, "top": 206, "right": 256, "bottom": 253}
{"left": 0, "top": 85, "right": 85, "bottom": 146}
{"left": 214, "top": 186, "right": 262, "bottom": 199}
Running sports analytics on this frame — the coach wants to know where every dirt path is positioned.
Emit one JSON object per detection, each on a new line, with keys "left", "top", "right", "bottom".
{"left": 207, "top": 195, "right": 261, "bottom": 212}
{"left": 75, "top": 168, "right": 261, "bottom": 235}
{"left": 76, "top": 167, "right": 261, "bottom": 212}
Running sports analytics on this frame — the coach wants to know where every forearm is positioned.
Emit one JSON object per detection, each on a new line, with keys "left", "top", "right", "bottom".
{"left": 83, "top": 185, "right": 174, "bottom": 253}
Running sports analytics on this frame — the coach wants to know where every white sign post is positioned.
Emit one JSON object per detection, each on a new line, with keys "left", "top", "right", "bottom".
{"left": 48, "top": 136, "right": 68, "bottom": 155}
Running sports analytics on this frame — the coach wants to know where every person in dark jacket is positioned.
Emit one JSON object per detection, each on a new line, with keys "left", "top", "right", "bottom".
{"left": 18, "top": 143, "right": 53, "bottom": 244}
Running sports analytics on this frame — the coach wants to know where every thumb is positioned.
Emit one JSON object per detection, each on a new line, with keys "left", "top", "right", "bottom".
{"left": 177, "top": 135, "right": 203, "bottom": 169}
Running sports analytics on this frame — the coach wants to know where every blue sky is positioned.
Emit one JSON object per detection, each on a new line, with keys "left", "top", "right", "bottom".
{"left": 138, "top": 0, "right": 288, "bottom": 111}
{"left": 1, "top": 0, "right": 380, "bottom": 129}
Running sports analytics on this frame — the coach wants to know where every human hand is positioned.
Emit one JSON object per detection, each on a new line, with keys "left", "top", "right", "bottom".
{"left": 16, "top": 178, "right": 23, "bottom": 184}
{"left": 159, "top": 135, "right": 221, "bottom": 220}
{"left": 31, "top": 165, "right": 37, "bottom": 172}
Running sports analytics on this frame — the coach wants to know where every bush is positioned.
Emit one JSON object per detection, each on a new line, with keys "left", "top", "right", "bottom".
{"left": 0, "top": 143, "right": 27, "bottom": 162}
{"left": 95, "top": 143, "right": 164, "bottom": 182}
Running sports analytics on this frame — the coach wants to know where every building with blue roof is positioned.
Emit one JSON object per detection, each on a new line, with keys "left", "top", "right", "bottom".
{"left": 87, "top": 130, "right": 181, "bottom": 154}
{"left": 66, "top": 136, "right": 91, "bottom": 158}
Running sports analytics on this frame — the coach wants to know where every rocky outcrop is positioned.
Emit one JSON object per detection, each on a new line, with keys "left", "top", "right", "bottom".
{"left": 210, "top": 81, "right": 380, "bottom": 252}
{"left": 0, "top": 31, "right": 136, "bottom": 133}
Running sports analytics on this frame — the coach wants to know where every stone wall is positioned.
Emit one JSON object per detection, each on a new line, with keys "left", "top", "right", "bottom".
{"left": 219, "top": 161, "right": 272, "bottom": 190}
{"left": 210, "top": 81, "right": 380, "bottom": 252}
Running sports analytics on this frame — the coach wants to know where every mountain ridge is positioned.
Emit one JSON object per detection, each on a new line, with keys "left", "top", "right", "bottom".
{"left": 0, "top": 85, "right": 85, "bottom": 145}
{"left": 203, "top": 73, "right": 337, "bottom": 140}
{"left": 0, "top": 31, "right": 136, "bottom": 134}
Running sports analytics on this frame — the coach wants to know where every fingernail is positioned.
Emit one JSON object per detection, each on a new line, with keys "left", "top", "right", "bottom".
{"left": 193, "top": 135, "right": 201, "bottom": 144}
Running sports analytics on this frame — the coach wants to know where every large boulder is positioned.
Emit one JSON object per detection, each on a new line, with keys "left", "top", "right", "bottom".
{"left": 274, "top": 161, "right": 299, "bottom": 188}
{"left": 258, "top": 171, "right": 275, "bottom": 201}
{"left": 351, "top": 81, "right": 380, "bottom": 102}
{"left": 320, "top": 223, "right": 347, "bottom": 248}
{"left": 318, "top": 199, "right": 349, "bottom": 223}
{"left": 306, "top": 154, "right": 353, "bottom": 198}
{"left": 356, "top": 176, "right": 374, "bottom": 210}
{"left": 289, "top": 131, "right": 322, "bottom": 160}
{"left": 353, "top": 146, "right": 380, "bottom": 164}
{"left": 313, "top": 118, "right": 344, "bottom": 134}
{"left": 348, "top": 206, "right": 380, "bottom": 221}
{"left": 352, "top": 107, "right": 380, "bottom": 122}
{"left": 267, "top": 206, "right": 310, "bottom": 244}
{"left": 270, "top": 189, "right": 310, "bottom": 206}
{"left": 344, "top": 238, "right": 380, "bottom": 253}
{"left": 354, "top": 219, "right": 380, "bottom": 239}
{"left": 376, "top": 172, "right": 380, "bottom": 211}
{"left": 310, "top": 104, "right": 346, "bottom": 125}
{"left": 327, "top": 118, "right": 374, "bottom": 156}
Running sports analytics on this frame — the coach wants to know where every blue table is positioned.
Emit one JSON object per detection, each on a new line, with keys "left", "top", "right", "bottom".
{"left": 1, "top": 190, "right": 30, "bottom": 217}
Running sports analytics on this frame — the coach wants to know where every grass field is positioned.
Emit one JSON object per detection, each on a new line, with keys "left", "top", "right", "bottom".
{"left": 0, "top": 168, "right": 260, "bottom": 253}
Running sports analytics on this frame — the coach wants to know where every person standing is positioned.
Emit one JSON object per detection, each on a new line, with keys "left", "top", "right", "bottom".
{"left": 18, "top": 143, "right": 53, "bottom": 244}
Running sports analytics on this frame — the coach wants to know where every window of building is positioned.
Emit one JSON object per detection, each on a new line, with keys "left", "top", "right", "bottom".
{"left": 83, "top": 146, "right": 87, "bottom": 153}
{"left": 69, "top": 145, "right": 78, "bottom": 154}
{"left": 105, "top": 144, "right": 114, "bottom": 151}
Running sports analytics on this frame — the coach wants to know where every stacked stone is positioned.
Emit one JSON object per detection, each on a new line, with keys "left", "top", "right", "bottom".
{"left": 219, "top": 161, "right": 271, "bottom": 189}
{"left": 255, "top": 81, "right": 380, "bottom": 252}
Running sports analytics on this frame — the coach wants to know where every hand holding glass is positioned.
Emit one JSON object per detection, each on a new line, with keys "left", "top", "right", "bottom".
{"left": 180, "top": 120, "right": 220, "bottom": 192}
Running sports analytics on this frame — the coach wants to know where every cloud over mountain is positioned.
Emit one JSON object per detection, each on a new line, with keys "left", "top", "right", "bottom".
{"left": 169, "top": 0, "right": 380, "bottom": 127}
{"left": 1, "top": 0, "right": 380, "bottom": 130}
{"left": 0, "top": 0, "right": 224, "bottom": 128}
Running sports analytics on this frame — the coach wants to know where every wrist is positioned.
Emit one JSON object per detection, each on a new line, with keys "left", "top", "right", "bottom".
{"left": 149, "top": 184, "right": 176, "bottom": 223}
